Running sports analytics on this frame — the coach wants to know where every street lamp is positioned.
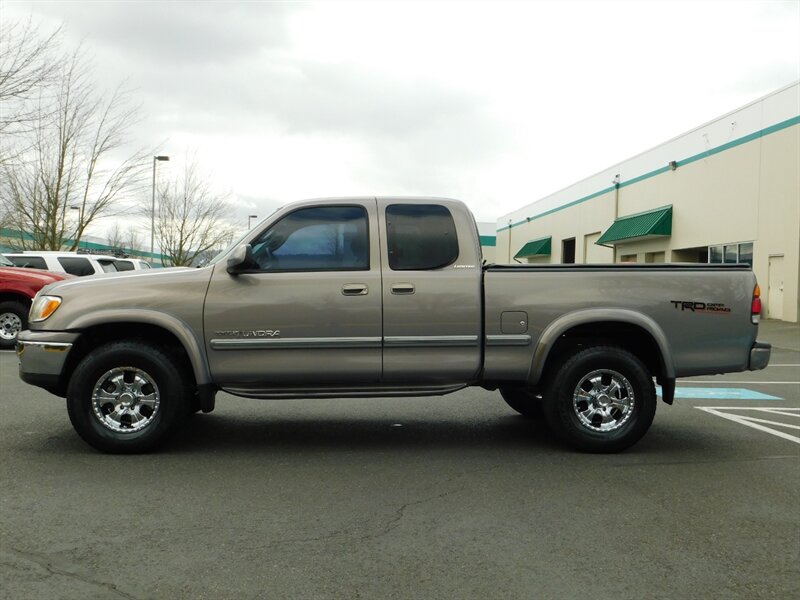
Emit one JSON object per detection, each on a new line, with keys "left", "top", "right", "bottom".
{"left": 70, "top": 206, "right": 80, "bottom": 249}
{"left": 151, "top": 155, "right": 170, "bottom": 258}
{"left": 248, "top": 214, "right": 258, "bottom": 230}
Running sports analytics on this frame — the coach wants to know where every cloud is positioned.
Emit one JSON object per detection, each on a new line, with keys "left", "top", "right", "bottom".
{"left": 4, "top": 0, "right": 799, "bottom": 232}
{"left": 17, "top": 1, "right": 302, "bottom": 64}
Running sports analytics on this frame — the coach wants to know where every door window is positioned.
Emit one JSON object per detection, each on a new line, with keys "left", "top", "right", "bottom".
{"left": 386, "top": 204, "right": 458, "bottom": 270}
{"left": 250, "top": 206, "right": 369, "bottom": 272}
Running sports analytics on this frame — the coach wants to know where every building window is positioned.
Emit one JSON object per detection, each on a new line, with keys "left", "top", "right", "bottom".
{"left": 709, "top": 241, "right": 754, "bottom": 266}
{"left": 738, "top": 242, "right": 753, "bottom": 266}
{"left": 562, "top": 238, "right": 576, "bottom": 264}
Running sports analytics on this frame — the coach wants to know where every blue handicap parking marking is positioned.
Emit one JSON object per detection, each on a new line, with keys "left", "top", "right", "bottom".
{"left": 656, "top": 386, "right": 782, "bottom": 401}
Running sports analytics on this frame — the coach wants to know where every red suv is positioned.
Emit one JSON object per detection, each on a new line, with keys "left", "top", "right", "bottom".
{"left": 0, "top": 254, "right": 69, "bottom": 349}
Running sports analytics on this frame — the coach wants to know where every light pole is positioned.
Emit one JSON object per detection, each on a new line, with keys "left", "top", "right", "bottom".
{"left": 151, "top": 155, "right": 170, "bottom": 258}
{"left": 248, "top": 214, "right": 258, "bottom": 230}
{"left": 70, "top": 206, "right": 80, "bottom": 250}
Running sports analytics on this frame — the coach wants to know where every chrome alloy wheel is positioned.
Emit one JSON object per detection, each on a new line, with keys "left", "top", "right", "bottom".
{"left": 91, "top": 367, "right": 161, "bottom": 433}
{"left": 0, "top": 311, "right": 22, "bottom": 341}
{"left": 572, "top": 369, "right": 635, "bottom": 432}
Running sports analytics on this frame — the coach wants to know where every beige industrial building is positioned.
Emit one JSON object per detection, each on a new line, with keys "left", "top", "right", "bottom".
{"left": 496, "top": 82, "right": 800, "bottom": 322}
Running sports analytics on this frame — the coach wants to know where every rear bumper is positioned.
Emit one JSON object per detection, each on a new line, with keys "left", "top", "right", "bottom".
{"left": 748, "top": 341, "right": 771, "bottom": 371}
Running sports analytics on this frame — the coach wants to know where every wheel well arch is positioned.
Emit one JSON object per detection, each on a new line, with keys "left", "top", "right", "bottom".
{"left": 533, "top": 320, "right": 671, "bottom": 386}
{"left": 61, "top": 322, "right": 202, "bottom": 395}
{"left": 0, "top": 292, "right": 32, "bottom": 307}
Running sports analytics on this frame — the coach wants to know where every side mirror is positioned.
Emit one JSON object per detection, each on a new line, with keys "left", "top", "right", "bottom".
{"left": 226, "top": 244, "right": 255, "bottom": 274}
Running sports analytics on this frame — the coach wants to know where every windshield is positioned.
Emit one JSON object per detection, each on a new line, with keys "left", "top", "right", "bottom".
{"left": 0, "top": 254, "right": 13, "bottom": 267}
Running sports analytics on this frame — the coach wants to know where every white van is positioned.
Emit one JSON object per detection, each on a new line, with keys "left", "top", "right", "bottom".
{"left": 5, "top": 251, "right": 119, "bottom": 277}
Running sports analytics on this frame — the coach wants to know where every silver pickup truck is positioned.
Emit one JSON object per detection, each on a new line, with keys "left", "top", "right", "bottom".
{"left": 17, "top": 197, "right": 771, "bottom": 454}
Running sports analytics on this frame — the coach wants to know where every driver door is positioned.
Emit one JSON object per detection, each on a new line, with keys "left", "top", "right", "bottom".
{"left": 203, "top": 201, "right": 382, "bottom": 388}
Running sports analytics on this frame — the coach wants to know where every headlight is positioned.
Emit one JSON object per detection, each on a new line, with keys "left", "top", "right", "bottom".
{"left": 30, "top": 295, "right": 62, "bottom": 322}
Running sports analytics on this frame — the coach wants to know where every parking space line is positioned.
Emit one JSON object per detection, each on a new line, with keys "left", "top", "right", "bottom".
{"left": 696, "top": 407, "right": 800, "bottom": 444}
{"left": 733, "top": 416, "right": 800, "bottom": 430}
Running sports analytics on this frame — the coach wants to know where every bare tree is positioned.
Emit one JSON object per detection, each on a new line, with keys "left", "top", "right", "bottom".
{"left": 152, "top": 158, "right": 237, "bottom": 267}
{"left": 0, "top": 45, "right": 151, "bottom": 251}
{"left": 0, "top": 19, "right": 61, "bottom": 138}
{"left": 106, "top": 222, "right": 144, "bottom": 255}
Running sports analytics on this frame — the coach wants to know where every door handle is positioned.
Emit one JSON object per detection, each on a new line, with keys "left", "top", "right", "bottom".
{"left": 342, "top": 284, "right": 368, "bottom": 296}
{"left": 391, "top": 283, "right": 415, "bottom": 295}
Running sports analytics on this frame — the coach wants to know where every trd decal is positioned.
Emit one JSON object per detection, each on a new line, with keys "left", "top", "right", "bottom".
{"left": 670, "top": 301, "right": 731, "bottom": 314}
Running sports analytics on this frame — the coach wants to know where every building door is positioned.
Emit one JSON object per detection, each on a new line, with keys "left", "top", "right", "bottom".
{"left": 583, "top": 232, "right": 605, "bottom": 263}
{"left": 562, "top": 238, "right": 576, "bottom": 264}
{"left": 768, "top": 255, "right": 785, "bottom": 320}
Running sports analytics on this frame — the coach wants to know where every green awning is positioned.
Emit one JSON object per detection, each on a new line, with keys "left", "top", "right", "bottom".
{"left": 597, "top": 205, "right": 672, "bottom": 245}
{"left": 514, "top": 236, "right": 551, "bottom": 259}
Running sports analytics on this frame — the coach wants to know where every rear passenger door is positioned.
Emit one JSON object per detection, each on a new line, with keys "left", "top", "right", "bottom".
{"left": 378, "top": 200, "right": 483, "bottom": 383}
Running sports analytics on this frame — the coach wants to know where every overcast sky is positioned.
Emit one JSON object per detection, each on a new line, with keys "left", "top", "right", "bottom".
{"left": 3, "top": 0, "right": 799, "bottom": 234}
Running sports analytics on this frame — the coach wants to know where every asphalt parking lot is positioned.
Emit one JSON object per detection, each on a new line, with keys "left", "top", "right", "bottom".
{"left": 1, "top": 321, "right": 798, "bottom": 600}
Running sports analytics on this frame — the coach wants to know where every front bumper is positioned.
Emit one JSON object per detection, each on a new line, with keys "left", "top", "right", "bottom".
{"left": 748, "top": 341, "right": 771, "bottom": 371}
{"left": 16, "top": 330, "right": 79, "bottom": 396}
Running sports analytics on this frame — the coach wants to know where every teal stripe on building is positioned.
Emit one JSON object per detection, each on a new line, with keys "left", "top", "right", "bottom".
{"left": 498, "top": 114, "right": 800, "bottom": 233}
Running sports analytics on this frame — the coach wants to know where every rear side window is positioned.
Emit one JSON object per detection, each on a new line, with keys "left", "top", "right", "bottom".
{"left": 58, "top": 257, "right": 95, "bottom": 276}
{"left": 114, "top": 260, "right": 134, "bottom": 271}
{"left": 251, "top": 206, "right": 369, "bottom": 272}
{"left": 98, "top": 260, "right": 118, "bottom": 273}
{"left": 8, "top": 255, "right": 48, "bottom": 270}
{"left": 386, "top": 204, "right": 459, "bottom": 270}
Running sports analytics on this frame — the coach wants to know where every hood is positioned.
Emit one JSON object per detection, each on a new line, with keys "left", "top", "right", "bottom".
{"left": 35, "top": 265, "right": 212, "bottom": 332}
{"left": 42, "top": 265, "right": 203, "bottom": 299}
{"left": 0, "top": 266, "right": 68, "bottom": 285}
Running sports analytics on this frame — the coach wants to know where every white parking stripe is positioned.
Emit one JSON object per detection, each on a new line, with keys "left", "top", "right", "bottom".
{"left": 732, "top": 416, "right": 800, "bottom": 430}
{"left": 696, "top": 407, "right": 800, "bottom": 444}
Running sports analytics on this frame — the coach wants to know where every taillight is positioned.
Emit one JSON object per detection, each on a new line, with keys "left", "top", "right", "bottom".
{"left": 751, "top": 284, "right": 761, "bottom": 324}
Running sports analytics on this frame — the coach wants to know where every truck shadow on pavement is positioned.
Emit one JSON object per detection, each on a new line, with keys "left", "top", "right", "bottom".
{"left": 166, "top": 412, "right": 563, "bottom": 454}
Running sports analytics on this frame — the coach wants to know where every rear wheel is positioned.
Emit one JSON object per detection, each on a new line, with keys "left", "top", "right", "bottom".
{"left": 0, "top": 300, "right": 27, "bottom": 349}
{"left": 499, "top": 387, "right": 544, "bottom": 419}
{"left": 543, "top": 346, "right": 656, "bottom": 453}
{"left": 66, "top": 341, "right": 192, "bottom": 453}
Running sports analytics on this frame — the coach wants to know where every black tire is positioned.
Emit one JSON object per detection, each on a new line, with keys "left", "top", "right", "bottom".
{"left": 543, "top": 346, "right": 656, "bottom": 453}
{"left": 499, "top": 387, "right": 545, "bottom": 419}
{"left": 0, "top": 300, "right": 28, "bottom": 350}
{"left": 66, "top": 341, "right": 192, "bottom": 453}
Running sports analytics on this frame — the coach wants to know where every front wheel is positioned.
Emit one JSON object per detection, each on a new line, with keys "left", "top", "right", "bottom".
{"left": 543, "top": 346, "right": 656, "bottom": 453}
{"left": 0, "top": 300, "right": 28, "bottom": 349}
{"left": 66, "top": 341, "right": 192, "bottom": 453}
